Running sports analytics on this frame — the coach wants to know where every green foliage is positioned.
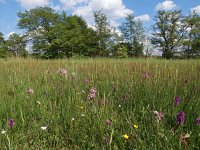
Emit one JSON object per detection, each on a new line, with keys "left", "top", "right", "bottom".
{"left": 120, "top": 14, "right": 145, "bottom": 57}
{"left": 115, "top": 45, "right": 128, "bottom": 58}
{"left": 182, "top": 12, "right": 200, "bottom": 58}
{"left": 47, "top": 15, "right": 97, "bottom": 58}
{"left": 6, "top": 33, "right": 28, "bottom": 57}
{"left": 17, "top": 6, "right": 60, "bottom": 57}
{"left": 0, "top": 58, "right": 200, "bottom": 149}
{"left": 94, "top": 10, "right": 112, "bottom": 56}
{"left": 132, "top": 38, "right": 144, "bottom": 57}
{"left": 0, "top": 32, "right": 9, "bottom": 58}
{"left": 152, "top": 10, "right": 185, "bottom": 59}
{"left": 17, "top": 7, "right": 98, "bottom": 58}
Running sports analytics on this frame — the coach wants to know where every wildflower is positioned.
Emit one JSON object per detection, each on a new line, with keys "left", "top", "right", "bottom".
{"left": 8, "top": 118, "right": 15, "bottom": 128}
{"left": 84, "top": 79, "right": 90, "bottom": 84}
{"left": 105, "top": 119, "right": 112, "bottom": 125}
{"left": 196, "top": 117, "right": 200, "bottom": 126}
{"left": 142, "top": 72, "right": 151, "bottom": 79}
{"left": 41, "top": 126, "right": 47, "bottom": 130}
{"left": 134, "top": 124, "right": 138, "bottom": 129}
{"left": 71, "top": 118, "right": 75, "bottom": 121}
{"left": 176, "top": 111, "right": 185, "bottom": 125}
{"left": 36, "top": 101, "right": 41, "bottom": 105}
{"left": 123, "top": 134, "right": 129, "bottom": 139}
{"left": 1, "top": 130, "right": 6, "bottom": 134}
{"left": 98, "top": 99, "right": 102, "bottom": 108}
{"left": 118, "top": 105, "right": 122, "bottom": 108}
{"left": 174, "top": 96, "right": 181, "bottom": 106}
{"left": 57, "top": 68, "right": 67, "bottom": 76}
{"left": 153, "top": 111, "right": 164, "bottom": 121}
{"left": 81, "top": 114, "right": 85, "bottom": 117}
{"left": 122, "top": 93, "right": 128, "bottom": 101}
{"left": 26, "top": 88, "right": 34, "bottom": 95}
{"left": 71, "top": 72, "right": 76, "bottom": 76}
{"left": 88, "top": 87, "right": 97, "bottom": 100}
{"left": 80, "top": 106, "right": 83, "bottom": 109}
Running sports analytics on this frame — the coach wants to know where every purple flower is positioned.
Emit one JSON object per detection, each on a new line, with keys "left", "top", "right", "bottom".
{"left": 84, "top": 79, "right": 90, "bottom": 84}
{"left": 98, "top": 99, "right": 102, "bottom": 108}
{"left": 88, "top": 87, "right": 97, "bottom": 100}
{"left": 174, "top": 96, "right": 181, "bottom": 106}
{"left": 57, "top": 68, "right": 67, "bottom": 76}
{"left": 153, "top": 111, "right": 164, "bottom": 121}
{"left": 176, "top": 111, "right": 185, "bottom": 125}
{"left": 142, "top": 72, "right": 151, "bottom": 79}
{"left": 26, "top": 88, "right": 34, "bottom": 95}
{"left": 8, "top": 118, "right": 15, "bottom": 128}
{"left": 196, "top": 117, "right": 200, "bottom": 126}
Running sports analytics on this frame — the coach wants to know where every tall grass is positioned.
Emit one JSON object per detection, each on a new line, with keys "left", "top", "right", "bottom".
{"left": 0, "top": 58, "right": 199, "bottom": 149}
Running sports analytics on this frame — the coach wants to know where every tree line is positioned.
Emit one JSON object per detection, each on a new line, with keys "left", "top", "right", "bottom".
{"left": 0, "top": 6, "right": 199, "bottom": 59}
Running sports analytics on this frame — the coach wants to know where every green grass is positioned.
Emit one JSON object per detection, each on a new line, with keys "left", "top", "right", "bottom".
{"left": 0, "top": 58, "right": 200, "bottom": 149}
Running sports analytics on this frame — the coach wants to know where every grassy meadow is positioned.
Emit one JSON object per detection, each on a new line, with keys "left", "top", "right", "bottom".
{"left": 0, "top": 58, "right": 200, "bottom": 149}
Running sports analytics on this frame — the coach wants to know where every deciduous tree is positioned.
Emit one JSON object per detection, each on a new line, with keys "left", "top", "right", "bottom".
{"left": 152, "top": 10, "right": 185, "bottom": 59}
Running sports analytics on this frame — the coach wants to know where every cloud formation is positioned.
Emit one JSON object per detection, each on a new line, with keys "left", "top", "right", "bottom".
{"left": 156, "top": 0, "right": 177, "bottom": 11}
{"left": 135, "top": 14, "right": 150, "bottom": 22}
{"left": 191, "top": 5, "right": 200, "bottom": 15}
{"left": 16, "top": 0, "right": 50, "bottom": 9}
{"left": 59, "top": 0, "right": 132, "bottom": 25}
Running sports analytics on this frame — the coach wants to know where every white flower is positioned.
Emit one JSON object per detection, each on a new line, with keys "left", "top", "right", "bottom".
{"left": 71, "top": 72, "right": 76, "bottom": 76}
{"left": 81, "top": 114, "right": 85, "bottom": 117}
{"left": 41, "top": 126, "right": 47, "bottom": 130}
{"left": 118, "top": 105, "right": 122, "bottom": 108}
{"left": 1, "top": 130, "right": 6, "bottom": 134}
{"left": 153, "top": 111, "right": 158, "bottom": 114}
{"left": 71, "top": 118, "right": 75, "bottom": 121}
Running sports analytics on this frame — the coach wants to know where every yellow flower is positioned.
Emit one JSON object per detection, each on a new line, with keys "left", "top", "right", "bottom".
{"left": 123, "top": 134, "right": 129, "bottom": 139}
{"left": 134, "top": 124, "right": 138, "bottom": 129}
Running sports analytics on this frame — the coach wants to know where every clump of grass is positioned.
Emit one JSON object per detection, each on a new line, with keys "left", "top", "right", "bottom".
{"left": 0, "top": 58, "right": 199, "bottom": 149}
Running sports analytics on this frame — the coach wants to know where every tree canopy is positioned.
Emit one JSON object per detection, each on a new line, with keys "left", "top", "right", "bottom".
{"left": 0, "top": 6, "right": 199, "bottom": 59}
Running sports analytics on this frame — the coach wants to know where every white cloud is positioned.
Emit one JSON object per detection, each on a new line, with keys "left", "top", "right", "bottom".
{"left": 135, "top": 14, "right": 150, "bottom": 22}
{"left": 59, "top": 0, "right": 88, "bottom": 9}
{"left": 59, "top": 0, "right": 132, "bottom": 26}
{"left": 16, "top": 0, "right": 50, "bottom": 9}
{"left": 6, "top": 31, "right": 15, "bottom": 39}
{"left": 191, "top": 5, "right": 200, "bottom": 15}
{"left": 156, "top": 0, "right": 177, "bottom": 11}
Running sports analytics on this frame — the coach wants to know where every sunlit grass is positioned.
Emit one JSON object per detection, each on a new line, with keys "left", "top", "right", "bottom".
{"left": 0, "top": 58, "right": 200, "bottom": 149}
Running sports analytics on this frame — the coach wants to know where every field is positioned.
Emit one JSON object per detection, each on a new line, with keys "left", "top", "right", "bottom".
{"left": 0, "top": 58, "right": 200, "bottom": 150}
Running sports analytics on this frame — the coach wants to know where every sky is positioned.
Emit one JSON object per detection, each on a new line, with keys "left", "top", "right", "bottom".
{"left": 0, "top": 0, "right": 200, "bottom": 38}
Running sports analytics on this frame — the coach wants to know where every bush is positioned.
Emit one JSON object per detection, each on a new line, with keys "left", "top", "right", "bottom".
{"left": 115, "top": 45, "right": 128, "bottom": 58}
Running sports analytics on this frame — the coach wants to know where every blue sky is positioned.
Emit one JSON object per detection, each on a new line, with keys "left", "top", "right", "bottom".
{"left": 0, "top": 0, "right": 199, "bottom": 38}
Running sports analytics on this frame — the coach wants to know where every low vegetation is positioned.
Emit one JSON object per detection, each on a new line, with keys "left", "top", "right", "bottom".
{"left": 0, "top": 58, "right": 199, "bottom": 149}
